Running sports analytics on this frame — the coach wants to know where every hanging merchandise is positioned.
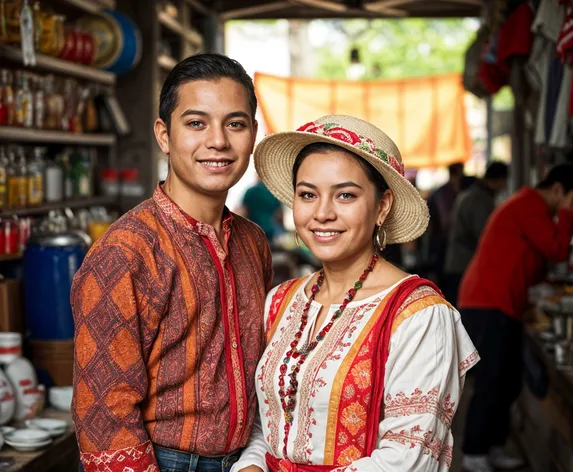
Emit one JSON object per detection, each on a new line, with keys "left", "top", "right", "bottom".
{"left": 19, "top": 0, "right": 35, "bottom": 66}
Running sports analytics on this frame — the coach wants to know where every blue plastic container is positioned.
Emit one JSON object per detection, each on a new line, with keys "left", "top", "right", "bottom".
{"left": 23, "top": 233, "right": 86, "bottom": 340}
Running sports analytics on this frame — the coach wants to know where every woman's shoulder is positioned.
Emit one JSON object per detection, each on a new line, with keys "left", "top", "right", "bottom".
{"left": 390, "top": 277, "right": 455, "bottom": 335}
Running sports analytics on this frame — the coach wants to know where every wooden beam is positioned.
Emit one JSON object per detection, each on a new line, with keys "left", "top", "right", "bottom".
{"left": 184, "top": 0, "right": 215, "bottom": 15}
{"left": 289, "top": 0, "right": 347, "bottom": 12}
{"left": 365, "top": 0, "right": 415, "bottom": 11}
{"left": 220, "top": 1, "right": 291, "bottom": 20}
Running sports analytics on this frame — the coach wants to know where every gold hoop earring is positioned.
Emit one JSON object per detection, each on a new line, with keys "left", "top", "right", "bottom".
{"left": 294, "top": 232, "right": 302, "bottom": 248}
{"left": 374, "top": 225, "right": 387, "bottom": 252}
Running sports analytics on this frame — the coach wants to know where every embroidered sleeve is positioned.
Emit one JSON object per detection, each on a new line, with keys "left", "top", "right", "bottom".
{"left": 335, "top": 303, "right": 478, "bottom": 472}
{"left": 71, "top": 241, "right": 160, "bottom": 471}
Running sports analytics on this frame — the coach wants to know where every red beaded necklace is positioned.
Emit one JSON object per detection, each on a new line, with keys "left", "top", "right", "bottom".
{"left": 277, "top": 253, "right": 379, "bottom": 456}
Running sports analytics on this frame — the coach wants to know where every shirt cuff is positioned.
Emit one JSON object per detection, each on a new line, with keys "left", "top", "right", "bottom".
{"left": 230, "top": 458, "right": 269, "bottom": 472}
{"left": 80, "top": 441, "right": 158, "bottom": 472}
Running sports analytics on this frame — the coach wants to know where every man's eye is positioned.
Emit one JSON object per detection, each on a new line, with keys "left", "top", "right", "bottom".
{"left": 228, "top": 122, "right": 246, "bottom": 129}
{"left": 187, "top": 121, "right": 203, "bottom": 128}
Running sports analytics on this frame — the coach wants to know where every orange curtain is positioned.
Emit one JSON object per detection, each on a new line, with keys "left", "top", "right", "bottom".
{"left": 254, "top": 72, "right": 472, "bottom": 169}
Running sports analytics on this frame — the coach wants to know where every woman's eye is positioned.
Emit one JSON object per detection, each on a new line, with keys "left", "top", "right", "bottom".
{"left": 297, "top": 192, "right": 315, "bottom": 200}
{"left": 339, "top": 192, "right": 356, "bottom": 200}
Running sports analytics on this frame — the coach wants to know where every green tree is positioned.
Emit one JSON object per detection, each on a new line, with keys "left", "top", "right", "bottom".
{"left": 314, "top": 18, "right": 479, "bottom": 80}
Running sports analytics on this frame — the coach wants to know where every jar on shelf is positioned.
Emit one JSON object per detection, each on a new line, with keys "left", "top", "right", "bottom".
{"left": 120, "top": 168, "right": 144, "bottom": 198}
{"left": 101, "top": 168, "right": 119, "bottom": 197}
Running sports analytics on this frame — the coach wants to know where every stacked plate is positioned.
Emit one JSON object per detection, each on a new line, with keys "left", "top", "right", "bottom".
{"left": 25, "top": 418, "right": 68, "bottom": 437}
{"left": 4, "top": 428, "right": 52, "bottom": 451}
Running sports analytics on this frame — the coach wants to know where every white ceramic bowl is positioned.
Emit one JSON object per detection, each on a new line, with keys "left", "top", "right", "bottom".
{"left": 25, "top": 418, "right": 67, "bottom": 437}
{"left": 5, "top": 438, "right": 52, "bottom": 451}
{"left": 49, "top": 386, "right": 72, "bottom": 411}
{"left": 5, "top": 428, "right": 51, "bottom": 443}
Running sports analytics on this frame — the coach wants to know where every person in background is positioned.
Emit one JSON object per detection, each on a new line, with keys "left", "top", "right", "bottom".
{"left": 443, "top": 161, "right": 509, "bottom": 305}
{"left": 242, "top": 176, "right": 284, "bottom": 244}
{"left": 71, "top": 54, "right": 273, "bottom": 472}
{"left": 459, "top": 164, "right": 573, "bottom": 472}
{"left": 420, "top": 162, "right": 465, "bottom": 284}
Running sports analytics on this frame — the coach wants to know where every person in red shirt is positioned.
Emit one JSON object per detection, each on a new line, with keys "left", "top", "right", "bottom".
{"left": 459, "top": 164, "right": 573, "bottom": 472}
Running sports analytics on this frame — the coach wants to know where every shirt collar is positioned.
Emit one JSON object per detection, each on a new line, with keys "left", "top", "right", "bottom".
{"left": 153, "top": 182, "right": 234, "bottom": 235}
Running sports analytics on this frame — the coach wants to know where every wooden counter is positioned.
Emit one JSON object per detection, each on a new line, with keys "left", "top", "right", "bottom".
{"left": 0, "top": 410, "right": 78, "bottom": 472}
{"left": 513, "top": 330, "right": 573, "bottom": 472}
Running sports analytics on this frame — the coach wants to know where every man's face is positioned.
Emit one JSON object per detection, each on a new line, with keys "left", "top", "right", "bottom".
{"left": 154, "top": 78, "right": 257, "bottom": 198}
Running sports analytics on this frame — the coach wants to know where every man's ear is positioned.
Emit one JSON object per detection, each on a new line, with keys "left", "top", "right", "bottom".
{"left": 154, "top": 118, "right": 170, "bottom": 156}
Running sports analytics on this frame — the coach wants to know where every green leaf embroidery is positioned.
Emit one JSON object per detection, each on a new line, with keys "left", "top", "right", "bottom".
{"left": 375, "top": 149, "right": 389, "bottom": 162}
{"left": 323, "top": 123, "right": 336, "bottom": 130}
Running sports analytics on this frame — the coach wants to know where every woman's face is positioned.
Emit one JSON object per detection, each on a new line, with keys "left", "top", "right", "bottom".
{"left": 293, "top": 150, "right": 393, "bottom": 264}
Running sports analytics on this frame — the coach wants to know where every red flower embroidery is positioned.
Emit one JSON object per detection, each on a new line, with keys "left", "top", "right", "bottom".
{"left": 322, "top": 126, "right": 362, "bottom": 145}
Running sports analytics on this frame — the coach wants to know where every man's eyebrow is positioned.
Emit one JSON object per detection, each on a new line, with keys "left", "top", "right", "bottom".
{"left": 180, "top": 110, "right": 252, "bottom": 120}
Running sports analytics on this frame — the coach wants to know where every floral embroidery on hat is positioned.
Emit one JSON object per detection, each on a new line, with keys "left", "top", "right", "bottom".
{"left": 297, "top": 121, "right": 404, "bottom": 176}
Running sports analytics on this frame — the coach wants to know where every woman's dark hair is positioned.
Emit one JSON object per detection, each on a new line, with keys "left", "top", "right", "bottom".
{"left": 292, "top": 143, "right": 389, "bottom": 199}
{"left": 159, "top": 53, "right": 257, "bottom": 133}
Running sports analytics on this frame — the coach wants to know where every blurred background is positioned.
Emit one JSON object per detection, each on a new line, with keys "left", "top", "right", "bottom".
{"left": 0, "top": 0, "right": 571, "bottom": 470}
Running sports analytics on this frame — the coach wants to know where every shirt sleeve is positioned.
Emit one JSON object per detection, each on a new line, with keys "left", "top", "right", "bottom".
{"left": 71, "top": 241, "right": 159, "bottom": 472}
{"left": 230, "top": 412, "right": 270, "bottom": 472}
{"left": 521, "top": 207, "right": 573, "bottom": 262}
{"left": 334, "top": 303, "right": 479, "bottom": 472}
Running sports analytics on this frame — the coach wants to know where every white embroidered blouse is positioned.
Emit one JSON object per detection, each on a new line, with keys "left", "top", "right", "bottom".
{"left": 232, "top": 275, "right": 479, "bottom": 472}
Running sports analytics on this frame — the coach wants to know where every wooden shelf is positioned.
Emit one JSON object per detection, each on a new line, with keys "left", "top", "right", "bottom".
{"left": 0, "top": 46, "right": 116, "bottom": 85}
{"left": 0, "top": 127, "right": 116, "bottom": 146}
{"left": 158, "top": 11, "right": 203, "bottom": 47}
{"left": 0, "top": 253, "right": 22, "bottom": 261}
{"left": 0, "top": 196, "right": 117, "bottom": 217}
{"left": 158, "top": 54, "right": 178, "bottom": 71}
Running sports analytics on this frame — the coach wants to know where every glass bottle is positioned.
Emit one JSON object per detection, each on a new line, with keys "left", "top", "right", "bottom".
{"left": 5, "top": 0, "right": 20, "bottom": 44}
{"left": 7, "top": 146, "right": 26, "bottom": 207}
{"left": 0, "top": 0, "right": 8, "bottom": 45}
{"left": 27, "top": 146, "right": 43, "bottom": 205}
{"left": 57, "top": 149, "right": 72, "bottom": 200}
{"left": 0, "top": 146, "right": 8, "bottom": 208}
{"left": 19, "top": 0, "right": 35, "bottom": 66}
{"left": 14, "top": 71, "right": 32, "bottom": 128}
{"left": 0, "top": 70, "right": 7, "bottom": 126}
{"left": 44, "top": 157, "right": 63, "bottom": 203}
{"left": 3, "top": 69, "right": 15, "bottom": 126}
{"left": 33, "top": 74, "right": 43, "bottom": 129}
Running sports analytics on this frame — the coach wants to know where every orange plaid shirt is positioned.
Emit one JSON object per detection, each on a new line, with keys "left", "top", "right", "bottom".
{"left": 71, "top": 185, "right": 273, "bottom": 472}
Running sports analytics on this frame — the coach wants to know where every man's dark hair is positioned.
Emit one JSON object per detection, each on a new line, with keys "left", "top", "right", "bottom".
{"left": 292, "top": 142, "right": 389, "bottom": 200}
{"left": 159, "top": 53, "right": 257, "bottom": 132}
{"left": 537, "top": 163, "right": 573, "bottom": 193}
{"left": 484, "top": 161, "right": 509, "bottom": 180}
{"left": 448, "top": 162, "right": 464, "bottom": 178}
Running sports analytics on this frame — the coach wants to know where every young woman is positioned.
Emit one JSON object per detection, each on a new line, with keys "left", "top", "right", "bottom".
{"left": 233, "top": 115, "right": 478, "bottom": 472}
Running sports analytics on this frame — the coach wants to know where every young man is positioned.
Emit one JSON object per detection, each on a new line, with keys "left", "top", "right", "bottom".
{"left": 443, "top": 161, "right": 509, "bottom": 305}
{"left": 459, "top": 164, "right": 573, "bottom": 472}
{"left": 71, "top": 54, "right": 273, "bottom": 472}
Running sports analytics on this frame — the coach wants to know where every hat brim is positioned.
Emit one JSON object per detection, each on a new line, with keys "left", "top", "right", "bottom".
{"left": 254, "top": 131, "right": 429, "bottom": 244}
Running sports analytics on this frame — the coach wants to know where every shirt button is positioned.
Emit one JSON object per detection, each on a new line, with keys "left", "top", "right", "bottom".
{"left": 232, "top": 341, "right": 238, "bottom": 349}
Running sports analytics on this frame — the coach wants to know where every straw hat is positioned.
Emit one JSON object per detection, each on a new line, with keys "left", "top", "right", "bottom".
{"left": 254, "top": 115, "right": 429, "bottom": 244}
